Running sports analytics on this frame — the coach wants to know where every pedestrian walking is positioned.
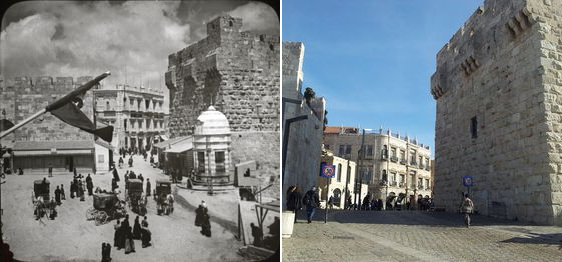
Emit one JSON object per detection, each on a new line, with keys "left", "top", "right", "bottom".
{"left": 200, "top": 208, "right": 211, "bottom": 237}
{"left": 302, "top": 186, "right": 320, "bottom": 223}
{"left": 113, "top": 168, "right": 120, "bottom": 182}
{"left": 141, "top": 224, "right": 152, "bottom": 248}
{"left": 48, "top": 163, "right": 53, "bottom": 177}
{"left": 124, "top": 227, "right": 136, "bottom": 254}
{"left": 60, "top": 184, "right": 66, "bottom": 200}
{"left": 133, "top": 216, "right": 142, "bottom": 240}
{"left": 195, "top": 201, "right": 207, "bottom": 227}
{"left": 86, "top": 174, "right": 94, "bottom": 196}
{"left": 459, "top": 194, "right": 475, "bottom": 228}
{"left": 114, "top": 220, "right": 121, "bottom": 248}
{"left": 286, "top": 186, "right": 302, "bottom": 223}
{"left": 146, "top": 178, "right": 151, "bottom": 197}
{"left": 141, "top": 216, "right": 148, "bottom": 228}
{"left": 70, "top": 181, "right": 75, "bottom": 199}
{"left": 54, "top": 186, "right": 62, "bottom": 205}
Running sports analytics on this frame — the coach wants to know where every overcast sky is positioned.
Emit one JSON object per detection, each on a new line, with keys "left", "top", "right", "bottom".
{"left": 0, "top": 0, "right": 279, "bottom": 90}
{"left": 283, "top": 0, "right": 484, "bottom": 154}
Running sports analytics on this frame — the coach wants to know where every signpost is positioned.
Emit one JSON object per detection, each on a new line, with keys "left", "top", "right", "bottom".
{"left": 321, "top": 164, "right": 336, "bottom": 224}
{"left": 462, "top": 175, "right": 474, "bottom": 196}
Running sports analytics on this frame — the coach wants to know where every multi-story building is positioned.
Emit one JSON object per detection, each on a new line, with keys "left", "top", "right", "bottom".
{"left": 323, "top": 126, "right": 432, "bottom": 209}
{"left": 0, "top": 76, "right": 109, "bottom": 174}
{"left": 317, "top": 150, "right": 369, "bottom": 209}
{"left": 93, "top": 84, "right": 167, "bottom": 151}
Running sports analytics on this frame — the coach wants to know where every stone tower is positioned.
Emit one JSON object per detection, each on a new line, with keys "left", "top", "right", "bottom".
{"left": 432, "top": 0, "right": 562, "bottom": 225}
{"left": 165, "top": 15, "right": 279, "bottom": 138}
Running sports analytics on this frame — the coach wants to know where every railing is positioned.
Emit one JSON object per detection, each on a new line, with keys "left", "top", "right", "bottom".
{"left": 390, "top": 156, "right": 398, "bottom": 162}
{"left": 400, "top": 159, "right": 406, "bottom": 165}
{"left": 381, "top": 154, "right": 388, "bottom": 160}
{"left": 390, "top": 181, "right": 397, "bottom": 186}
{"left": 425, "top": 166, "right": 430, "bottom": 171}
{"left": 410, "top": 161, "right": 417, "bottom": 166}
{"left": 398, "top": 182, "right": 404, "bottom": 188}
{"left": 425, "top": 186, "right": 431, "bottom": 190}
{"left": 419, "top": 164, "right": 424, "bottom": 169}
{"left": 418, "top": 185, "right": 424, "bottom": 190}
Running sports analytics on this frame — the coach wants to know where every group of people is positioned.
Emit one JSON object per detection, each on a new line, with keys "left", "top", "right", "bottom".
{"left": 69, "top": 173, "right": 88, "bottom": 201}
{"left": 113, "top": 214, "right": 152, "bottom": 255}
{"left": 194, "top": 201, "right": 211, "bottom": 237}
{"left": 286, "top": 186, "right": 320, "bottom": 224}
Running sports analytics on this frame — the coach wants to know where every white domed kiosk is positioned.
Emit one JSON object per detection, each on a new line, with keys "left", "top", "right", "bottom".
{"left": 192, "top": 106, "right": 232, "bottom": 190}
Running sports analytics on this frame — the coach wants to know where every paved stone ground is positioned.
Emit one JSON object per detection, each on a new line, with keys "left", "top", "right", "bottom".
{"left": 282, "top": 209, "right": 562, "bottom": 262}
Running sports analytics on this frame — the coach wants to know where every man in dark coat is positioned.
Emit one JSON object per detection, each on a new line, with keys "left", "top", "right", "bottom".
{"left": 302, "top": 186, "right": 320, "bottom": 224}
{"left": 70, "top": 181, "right": 75, "bottom": 199}
{"left": 286, "top": 186, "right": 302, "bottom": 223}
{"left": 146, "top": 179, "right": 151, "bottom": 197}
{"left": 200, "top": 208, "right": 211, "bottom": 237}
{"left": 86, "top": 174, "right": 93, "bottom": 196}
{"left": 195, "top": 201, "right": 207, "bottom": 226}
{"left": 133, "top": 216, "right": 142, "bottom": 240}
{"left": 60, "top": 184, "right": 66, "bottom": 200}
{"left": 250, "top": 223, "right": 263, "bottom": 247}
{"left": 111, "top": 178, "right": 118, "bottom": 192}
{"left": 113, "top": 168, "right": 120, "bottom": 182}
{"left": 54, "top": 186, "right": 62, "bottom": 205}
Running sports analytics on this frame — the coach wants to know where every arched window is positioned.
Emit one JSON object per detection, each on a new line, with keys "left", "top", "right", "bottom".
{"left": 333, "top": 188, "right": 342, "bottom": 207}
{"left": 337, "top": 164, "right": 342, "bottom": 182}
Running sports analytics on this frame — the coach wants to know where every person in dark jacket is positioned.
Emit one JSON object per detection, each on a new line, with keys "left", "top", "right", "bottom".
{"left": 250, "top": 223, "right": 263, "bottom": 247}
{"left": 286, "top": 186, "right": 302, "bottom": 223}
{"left": 113, "top": 168, "right": 120, "bottom": 182}
{"left": 60, "top": 184, "right": 66, "bottom": 200}
{"left": 195, "top": 201, "right": 207, "bottom": 227}
{"left": 146, "top": 179, "right": 151, "bottom": 196}
{"left": 86, "top": 174, "right": 94, "bottom": 196}
{"left": 54, "top": 186, "right": 62, "bottom": 205}
{"left": 302, "top": 186, "right": 320, "bottom": 223}
{"left": 111, "top": 178, "right": 118, "bottom": 192}
{"left": 114, "top": 220, "right": 121, "bottom": 248}
{"left": 70, "top": 181, "right": 76, "bottom": 199}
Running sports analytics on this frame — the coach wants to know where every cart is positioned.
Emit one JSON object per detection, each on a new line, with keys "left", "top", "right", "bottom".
{"left": 126, "top": 179, "right": 146, "bottom": 215}
{"left": 86, "top": 193, "right": 126, "bottom": 226}
{"left": 154, "top": 179, "right": 172, "bottom": 215}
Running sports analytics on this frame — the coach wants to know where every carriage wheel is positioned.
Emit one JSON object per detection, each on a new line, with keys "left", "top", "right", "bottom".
{"left": 86, "top": 208, "right": 97, "bottom": 220}
{"left": 95, "top": 211, "right": 108, "bottom": 226}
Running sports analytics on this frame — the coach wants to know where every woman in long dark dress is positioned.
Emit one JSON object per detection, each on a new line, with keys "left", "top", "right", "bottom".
{"left": 113, "top": 220, "right": 121, "bottom": 248}
{"left": 200, "top": 208, "right": 211, "bottom": 237}
{"left": 133, "top": 216, "right": 142, "bottom": 240}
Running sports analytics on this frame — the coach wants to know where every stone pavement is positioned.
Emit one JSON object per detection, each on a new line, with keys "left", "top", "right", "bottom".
{"left": 282, "top": 210, "right": 562, "bottom": 262}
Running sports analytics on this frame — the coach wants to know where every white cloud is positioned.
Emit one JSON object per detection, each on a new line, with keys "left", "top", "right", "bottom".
{"left": 228, "top": 2, "right": 279, "bottom": 35}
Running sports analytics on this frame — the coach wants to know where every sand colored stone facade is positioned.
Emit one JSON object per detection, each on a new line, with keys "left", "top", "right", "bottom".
{"left": 432, "top": 0, "right": 562, "bottom": 224}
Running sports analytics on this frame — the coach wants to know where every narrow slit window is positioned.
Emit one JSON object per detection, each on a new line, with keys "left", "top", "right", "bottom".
{"left": 471, "top": 116, "right": 478, "bottom": 139}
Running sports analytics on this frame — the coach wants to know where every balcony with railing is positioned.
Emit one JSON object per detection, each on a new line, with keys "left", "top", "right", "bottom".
{"left": 390, "top": 156, "right": 398, "bottom": 162}
{"left": 419, "top": 163, "right": 424, "bottom": 169}
{"left": 425, "top": 165, "right": 430, "bottom": 171}
{"left": 418, "top": 185, "right": 424, "bottom": 190}
{"left": 410, "top": 161, "right": 417, "bottom": 167}
{"left": 390, "top": 181, "right": 397, "bottom": 187}
{"left": 400, "top": 159, "right": 407, "bottom": 165}
{"left": 381, "top": 154, "right": 388, "bottom": 161}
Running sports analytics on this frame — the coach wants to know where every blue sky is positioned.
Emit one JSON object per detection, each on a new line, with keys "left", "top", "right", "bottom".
{"left": 283, "top": 0, "right": 484, "bottom": 154}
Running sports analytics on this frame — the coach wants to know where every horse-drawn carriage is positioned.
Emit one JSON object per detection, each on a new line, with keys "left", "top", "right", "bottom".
{"left": 154, "top": 179, "right": 173, "bottom": 215}
{"left": 32, "top": 179, "right": 56, "bottom": 220}
{"left": 86, "top": 193, "right": 126, "bottom": 225}
{"left": 126, "top": 179, "right": 147, "bottom": 215}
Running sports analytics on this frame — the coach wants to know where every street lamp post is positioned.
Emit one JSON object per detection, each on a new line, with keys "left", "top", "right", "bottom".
{"left": 355, "top": 128, "right": 371, "bottom": 210}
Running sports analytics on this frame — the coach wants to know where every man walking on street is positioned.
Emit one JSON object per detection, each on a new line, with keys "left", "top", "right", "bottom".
{"left": 459, "top": 194, "right": 475, "bottom": 228}
{"left": 302, "top": 186, "right": 320, "bottom": 224}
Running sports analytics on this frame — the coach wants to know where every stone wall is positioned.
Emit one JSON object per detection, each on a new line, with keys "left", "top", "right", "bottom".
{"left": 2, "top": 76, "right": 95, "bottom": 142}
{"left": 230, "top": 131, "right": 279, "bottom": 198}
{"left": 165, "top": 15, "right": 279, "bottom": 137}
{"left": 431, "top": 0, "right": 562, "bottom": 224}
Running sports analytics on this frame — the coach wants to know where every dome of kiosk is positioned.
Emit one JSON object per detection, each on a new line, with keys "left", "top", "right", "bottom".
{"left": 194, "top": 106, "right": 231, "bottom": 135}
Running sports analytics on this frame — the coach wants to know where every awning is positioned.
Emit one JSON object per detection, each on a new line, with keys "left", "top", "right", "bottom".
{"left": 166, "top": 137, "right": 193, "bottom": 153}
{"left": 13, "top": 140, "right": 94, "bottom": 156}
{"left": 15, "top": 149, "right": 93, "bottom": 156}
{"left": 153, "top": 136, "right": 189, "bottom": 149}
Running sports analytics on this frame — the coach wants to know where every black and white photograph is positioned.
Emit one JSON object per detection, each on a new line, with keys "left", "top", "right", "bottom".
{"left": 0, "top": 1, "right": 280, "bottom": 261}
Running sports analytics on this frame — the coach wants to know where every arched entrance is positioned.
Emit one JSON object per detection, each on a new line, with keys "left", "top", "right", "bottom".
{"left": 333, "top": 188, "right": 342, "bottom": 208}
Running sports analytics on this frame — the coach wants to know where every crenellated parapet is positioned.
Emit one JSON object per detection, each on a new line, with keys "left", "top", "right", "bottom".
{"left": 430, "top": 0, "right": 537, "bottom": 100}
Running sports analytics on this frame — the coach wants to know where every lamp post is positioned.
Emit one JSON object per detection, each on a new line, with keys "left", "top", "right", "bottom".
{"left": 355, "top": 128, "right": 372, "bottom": 210}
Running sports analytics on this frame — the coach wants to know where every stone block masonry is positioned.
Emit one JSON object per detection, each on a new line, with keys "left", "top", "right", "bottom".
{"left": 1, "top": 76, "right": 95, "bottom": 142}
{"left": 432, "top": 0, "right": 562, "bottom": 225}
{"left": 165, "top": 15, "right": 279, "bottom": 137}
{"left": 230, "top": 131, "right": 279, "bottom": 198}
